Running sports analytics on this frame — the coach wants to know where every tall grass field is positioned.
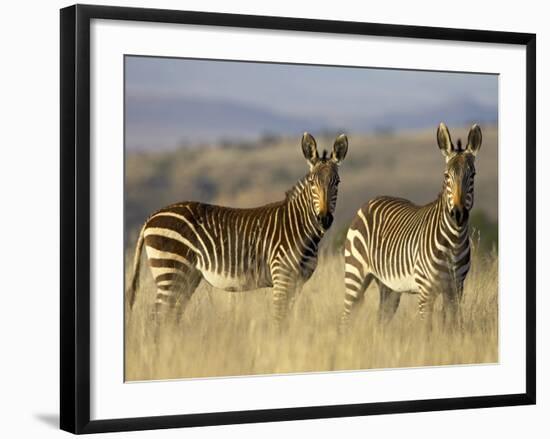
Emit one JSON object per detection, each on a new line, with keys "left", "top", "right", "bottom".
{"left": 125, "top": 239, "right": 498, "bottom": 381}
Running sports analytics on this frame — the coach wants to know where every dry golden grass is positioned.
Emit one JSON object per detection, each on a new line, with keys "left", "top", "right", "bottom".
{"left": 125, "top": 241, "right": 498, "bottom": 381}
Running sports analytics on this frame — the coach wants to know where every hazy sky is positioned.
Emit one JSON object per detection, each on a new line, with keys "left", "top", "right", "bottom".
{"left": 125, "top": 56, "right": 498, "bottom": 150}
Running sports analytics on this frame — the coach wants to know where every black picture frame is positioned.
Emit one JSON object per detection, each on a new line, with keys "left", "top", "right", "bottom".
{"left": 60, "top": 4, "right": 536, "bottom": 434}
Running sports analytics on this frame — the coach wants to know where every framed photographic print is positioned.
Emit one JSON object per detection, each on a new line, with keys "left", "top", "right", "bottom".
{"left": 60, "top": 4, "right": 536, "bottom": 434}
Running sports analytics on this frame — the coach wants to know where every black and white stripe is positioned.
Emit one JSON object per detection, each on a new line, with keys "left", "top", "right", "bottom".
{"left": 128, "top": 133, "right": 348, "bottom": 326}
{"left": 340, "top": 123, "right": 482, "bottom": 329}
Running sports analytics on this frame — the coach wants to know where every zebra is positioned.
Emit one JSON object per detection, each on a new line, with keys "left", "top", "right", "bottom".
{"left": 340, "top": 123, "right": 482, "bottom": 330}
{"left": 127, "top": 132, "right": 348, "bottom": 327}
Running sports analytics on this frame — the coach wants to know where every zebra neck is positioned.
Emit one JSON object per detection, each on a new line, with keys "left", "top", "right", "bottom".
{"left": 285, "top": 178, "right": 325, "bottom": 237}
{"left": 437, "top": 194, "right": 469, "bottom": 252}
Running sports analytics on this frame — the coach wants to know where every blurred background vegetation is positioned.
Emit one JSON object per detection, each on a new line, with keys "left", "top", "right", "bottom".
{"left": 125, "top": 57, "right": 498, "bottom": 256}
{"left": 125, "top": 126, "right": 498, "bottom": 255}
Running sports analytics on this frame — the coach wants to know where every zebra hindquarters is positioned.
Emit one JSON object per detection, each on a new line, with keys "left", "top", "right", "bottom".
{"left": 339, "top": 262, "right": 374, "bottom": 333}
{"left": 153, "top": 265, "right": 203, "bottom": 323}
{"left": 339, "top": 216, "right": 376, "bottom": 332}
{"left": 339, "top": 207, "right": 375, "bottom": 332}
{"left": 143, "top": 233, "right": 203, "bottom": 325}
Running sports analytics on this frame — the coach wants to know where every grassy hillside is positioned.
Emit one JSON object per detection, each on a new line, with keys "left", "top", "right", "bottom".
{"left": 125, "top": 125, "right": 498, "bottom": 254}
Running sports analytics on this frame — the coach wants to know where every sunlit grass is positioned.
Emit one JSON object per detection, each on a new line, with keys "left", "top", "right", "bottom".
{"left": 125, "top": 242, "right": 498, "bottom": 381}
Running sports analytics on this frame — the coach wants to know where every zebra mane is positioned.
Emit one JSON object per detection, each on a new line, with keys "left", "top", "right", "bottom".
{"left": 285, "top": 175, "right": 308, "bottom": 201}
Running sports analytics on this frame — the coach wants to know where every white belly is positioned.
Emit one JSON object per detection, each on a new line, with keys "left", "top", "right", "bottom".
{"left": 381, "top": 274, "right": 419, "bottom": 293}
{"left": 201, "top": 270, "right": 269, "bottom": 292}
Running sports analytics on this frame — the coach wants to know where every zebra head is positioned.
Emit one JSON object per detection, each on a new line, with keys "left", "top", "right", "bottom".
{"left": 301, "top": 132, "right": 348, "bottom": 230}
{"left": 437, "top": 122, "right": 482, "bottom": 226}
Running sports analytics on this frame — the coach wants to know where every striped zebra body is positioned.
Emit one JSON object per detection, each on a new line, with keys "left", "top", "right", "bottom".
{"left": 128, "top": 133, "right": 348, "bottom": 326}
{"left": 340, "top": 123, "right": 482, "bottom": 329}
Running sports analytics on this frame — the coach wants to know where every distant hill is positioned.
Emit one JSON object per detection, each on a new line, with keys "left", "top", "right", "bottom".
{"left": 125, "top": 126, "right": 499, "bottom": 253}
{"left": 125, "top": 95, "right": 329, "bottom": 151}
{"left": 362, "top": 97, "right": 497, "bottom": 133}
{"left": 125, "top": 95, "right": 497, "bottom": 151}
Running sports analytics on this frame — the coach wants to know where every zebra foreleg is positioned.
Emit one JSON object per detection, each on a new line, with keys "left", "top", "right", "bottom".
{"left": 442, "top": 288, "right": 462, "bottom": 332}
{"left": 286, "top": 282, "right": 303, "bottom": 317}
{"left": 271, "top": 273, "right": 296, "bottom": 331}
{"left": 417, "top": 287, "right": 436, "bottom": 333}
{"left": 377, "top": 281, "right": 401, "bottom": 324}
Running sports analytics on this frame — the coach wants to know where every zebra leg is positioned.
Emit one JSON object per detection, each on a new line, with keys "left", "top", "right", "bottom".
{"left": 417, "top": 287, "right": 436, "bottom": 332}
{"left": 271, "top": 284, "right": 292, "bottom": 331}
{"left": 152, "top": 266, "right": 202, "bottom": 324}
{"left": 270, "top": 267, "right": 296, "bottom": 330}
{"left": 286, "top": 282, "right": 303, "bottom": 316}
{"left": 456, "top": 283, "right": 465, "bottom": 329}
{"left": 173, "top": 270, "right": 203, "bottom": 322}
{"left": 377, "top": 281, "right": 401, "bottom": 324}
{"left": 150, "top": 268, "right": 202, "bottom": 344}
{"left": 442, "top": 289, "right": 461, "bottom": 331}
{"left": 339, "top": 273, "right": 374, "bottom": 332}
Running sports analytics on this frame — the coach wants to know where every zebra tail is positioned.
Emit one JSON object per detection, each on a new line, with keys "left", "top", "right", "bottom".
{"left": 127, "top": 222, "right": 146, "bottom": 309}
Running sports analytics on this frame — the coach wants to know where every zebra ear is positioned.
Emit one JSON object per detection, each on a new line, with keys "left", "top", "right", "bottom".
{"left": 466, "top": 124, "right": 482, "bottom": 156}
{"left": 302, "top": 132, "right": 319, "bottom": 166}
{"left": 331, "top": 134, "right": 348, "bottom": 165}
{"left": 437, "top": 122, "right": 455, "bottom": 158}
